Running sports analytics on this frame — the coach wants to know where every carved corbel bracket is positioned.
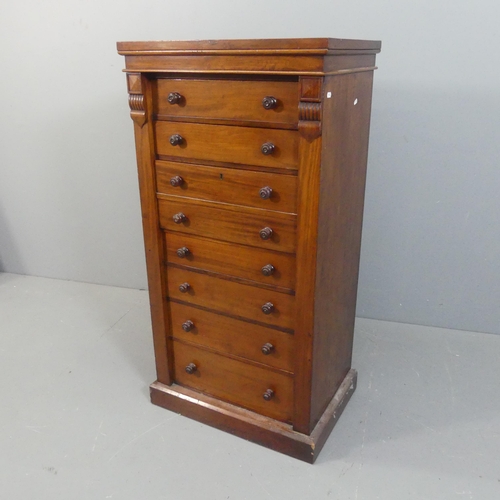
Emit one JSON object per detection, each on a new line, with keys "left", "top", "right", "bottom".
{"left": 298, "top": 76, "right": 323, "bottom": 141}
{"left": 126, "top": 73, "right": 147, "bottom": 127}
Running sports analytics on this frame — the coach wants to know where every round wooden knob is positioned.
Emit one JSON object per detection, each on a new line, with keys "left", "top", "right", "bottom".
{"left": 172, "top": 212, "right": 187, "bottom": 224}
{"left": 261, "top": 142, "right": 275, "bottom": 155}
{"left": 259, "top": 227, "right": 273, "bottom": 240}
{"left": 179, "top": 282, "right": 190, "bottom": 293}
{"left": 261, "top": 264, "right": 275, "bottom": 276}
{"left": 261, "top": 343, "right": 274, "bottom": 355}
{"left": 167, "top": 92, "right": 183, "bottom": 104}
{"left": 169, "top": 134, "right": 183, "bottom": 146}
{"left": 182, "top": 320, "right": 194, "bottom": 332}
{"left": 185, "top": 363, "right": 197, "bottom": 374}
{"left": 261, "top": 302, "right": 274, "bottom": 314}
{"left": 262, "top": 96, "right": 278, "bottom": 110}
{"left": 170, "top": 175, "right": 184, "bottom": 187}
{"left": 259, "top": 186, "right": 273, "bottom": 200}
{"left": 263, "top": 389, "right": 274, "bottom": 401}
{"left": 176, "top": 247, "right": 190, "bottom": 258}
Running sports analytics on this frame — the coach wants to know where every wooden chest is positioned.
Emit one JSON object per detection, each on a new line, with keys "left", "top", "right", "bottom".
{"left": 117, "top": 38, "right": 380, "bottom": 463}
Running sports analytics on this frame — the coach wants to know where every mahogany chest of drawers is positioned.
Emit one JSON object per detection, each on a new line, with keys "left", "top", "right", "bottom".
{"left": 117, "top": 38, "right": 380, "bottom": 463}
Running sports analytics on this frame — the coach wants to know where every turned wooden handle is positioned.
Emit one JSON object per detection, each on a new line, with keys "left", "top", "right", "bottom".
{"left": 169, "top": 134, "right": 183, "bottom": 146}
{"left": 263, "top": 389, "right": 274, "bottom": 401}
{"left": 259, "top": 186, "right": 273, "bottom": 199}
{"left": 262, "top": 96, "right": 278, "bottom": 110}
{"left": 259, "top": 227, "right": 273, "bottom": 240}
{"left": 176, "top": 247, "right": 190, "bottom": 258}
{"left": 182, "top": 320, "right": 194, "bottom": 332}
{"left": 167, "top": 92, "right": 183, "bottom": 104}
{"left": 172, "top": 212, "right": 187, "bottom": 224}
{"left": 179, "top": 282, "right": 190, "bottom": 293}
{"left": 261, "top": 343, "right": 274, "bottom": 355}
{"left": 170, "top": 175, "right": 184, "bottom": 187}
{"left": 261, "top": 142, "right": 275, "bottom": 155}
{"left": 261, "top": 264, "right": 275, "bottom": 276}
{"left": 185, "top": 362, "right": 197, "bottom": 374}
{"left": 261, "top": 302, "right": 274, "bottom": 314}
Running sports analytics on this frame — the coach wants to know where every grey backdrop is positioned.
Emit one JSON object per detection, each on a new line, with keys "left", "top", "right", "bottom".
{"left": 1, "top": 0, "right": 499, "bottom": 335}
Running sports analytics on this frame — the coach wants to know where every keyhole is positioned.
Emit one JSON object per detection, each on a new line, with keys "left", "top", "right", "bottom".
{"left": 219, "top": 173, "right": 223, "bottom": 180}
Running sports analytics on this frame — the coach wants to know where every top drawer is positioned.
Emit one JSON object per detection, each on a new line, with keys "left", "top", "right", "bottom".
{"left": 153, "top": 79, "right": 299, "bottom": 127}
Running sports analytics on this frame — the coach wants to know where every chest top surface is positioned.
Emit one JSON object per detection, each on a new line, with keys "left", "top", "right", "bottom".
{"left": 117, "top": 37, "right": 381, "bottom": 52}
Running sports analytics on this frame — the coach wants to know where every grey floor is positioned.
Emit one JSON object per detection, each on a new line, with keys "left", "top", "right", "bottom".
{"left": 1, "top": 272, "right": 499, "bottom": 499}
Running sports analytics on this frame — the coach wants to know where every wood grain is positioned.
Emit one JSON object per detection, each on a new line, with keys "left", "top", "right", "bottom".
{"left": 164, "top": 232, "right": 296, "bottom": 290}
{"left": 156, "top": 160, "right": 298, "bottom": 213}
{"left": 166, "top": 267, "right": 295, "bottom": 330}
{"left": 153, "top": 79, "right": 299, "bottom": 126}
{"left": 122, "top": 55, "right": 325, "bottom": 74}
{"left": 309, "top": 71, "right": 375, "bottom": 427}
{"left": 154, "top": 121, "right": 299, "bottom": 170}
{"left": 172, "top": 341, "right": 293, "bottom": 422}
{"left": 158, "top": 196, "right": 297, "bottom": 253}
{"left": 169, "top": 302, "right": 294, "bottom": 372}
{"left": 299, "top": 77, "right": 323, "bottom": 102}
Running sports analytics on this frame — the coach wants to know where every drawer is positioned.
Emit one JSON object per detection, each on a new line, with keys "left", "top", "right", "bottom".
{"left": 153, "top": 78, "right": 299, "bottom": 126}
{"left": 169, "top": 303, "right": 294, "bottom": 373}
{"left": 156, "top": 160, "right": 297, "bottom": 214}
{"left": 165, "top": 232, "right": 296, "bottom": 290}
{"left": 158, "top": 197, "right": 296, "bottom": 253}
{"left": 166, "top": 267, "right": 295, "bottom": 330}
{"left": 154, "top": 121, "right": 298, "bottom": 171}
{"left": 172, "top": 340, "right": 293, "bottom": 422}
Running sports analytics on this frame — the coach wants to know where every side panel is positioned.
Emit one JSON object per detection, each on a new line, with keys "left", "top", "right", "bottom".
{"left": 310, "top": 71, "right": 375, "bottom": 426}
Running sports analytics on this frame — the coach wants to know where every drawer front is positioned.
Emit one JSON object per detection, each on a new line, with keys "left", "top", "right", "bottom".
{"left": 167, "top": 267, "right": 295, "bottom": 330}
{"left": 169, "top": 303, "right": 294, "bottom": 372}
{"left": 154, "top": 121, "right": 298, "bottom": 170}
{"left": 165, "top": 232, "right": 296, "bottom": 290}
{"left": 156, "top": 160, "right": 297, "bottom": 214}
{"left": 158, "top": 197, "right": 296, "bottom": 253}
{"left": 154, "top": 79, "right": 299, "bottom": 126}
{"left": 173, "top": 340, "right": 293, "bottom": 422}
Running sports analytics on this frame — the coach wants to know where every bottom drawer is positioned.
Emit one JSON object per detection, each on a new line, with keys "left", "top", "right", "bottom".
{"left": 173, "top": 340, "right": 293, "bottom": 423}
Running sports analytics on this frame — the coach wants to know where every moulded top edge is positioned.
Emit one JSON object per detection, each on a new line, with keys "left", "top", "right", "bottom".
{"left": 116, "top": 37, "right": 382, "bottom": 55}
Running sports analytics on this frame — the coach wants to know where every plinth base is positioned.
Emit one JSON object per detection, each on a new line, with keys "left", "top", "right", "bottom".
{"left": 150, "top": 368, "right": 357, "bottom": 463}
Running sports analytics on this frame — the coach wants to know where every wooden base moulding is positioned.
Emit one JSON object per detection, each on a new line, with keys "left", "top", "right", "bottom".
{"left": 150, "top": 368, "right": 357, "bottom": 464}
